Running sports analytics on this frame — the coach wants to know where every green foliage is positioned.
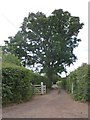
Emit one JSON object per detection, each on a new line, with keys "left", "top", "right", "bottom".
{"left": 66, "top": 63, "right": 89, "bottom": 102}
{"left": 30, "top": 73, "right": 51, "bottom": 88}
{"left": 0, "top": 45, "right": 2, "bottom": 53}
{"left": 61, "top": 77, "right": 66, "bottom": 89}
{"left": 0, "top": 46, "right": 2, "bottom": 71}
{"left": 2, "top": 54, "right": 21, "bottom": 66}
{"left": 3, "top": 9, "right": 84, "bottom": 88}
{"left": 2, "top": 63, "right": 34, "bottom": 105}
{"left": 66, "top": 72, "right": 77, "bottom": 93}
{"left": 2, "top": 62, "right": 51, "bottom": 105}
{"left": 51, "top": 74, "right": 61, "bottom": 84}
{"left": 88, "top": 64, "right": 90, "bottom": 101}
{"left": 56, "top": 80, "right": 62, "bottom": 88}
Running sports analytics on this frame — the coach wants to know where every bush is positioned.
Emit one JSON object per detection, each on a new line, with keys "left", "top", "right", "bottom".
{"left": 61, "top": 77, "right": 66, "bottom": 89}
{"left": 2, "top": 62, "right": 51, "bottom": 105}
{"left": 66, "top": 72, "right": 77, "bottom": 93}
{"left": 88, "top": 65, "right": 90, "bottom": 101}
{"left": 66, "top": 63, "right": 89, "bottom": 102}
{"left": 30, "top": 73, "right": 50, "bottom": 88}
{"left": 56, "top": 81, "right": 62, "bottom": 88}
{"left": 2, "top": 63, "right": 34, "bottom": 105}
{"left": 50, "top": 75, "right": 61, "bottom": 84}
{"left": 2, "top": 54, "right": 21, "bottom": 66}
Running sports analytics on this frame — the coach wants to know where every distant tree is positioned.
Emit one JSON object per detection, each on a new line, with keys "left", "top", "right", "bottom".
{"left": 2, "top": 40, "right": 9, "bottom": 54}
{"left": 2, "top": 32, "right": 29, "bottom": 67}
{"left": 2, "top": 54, "right": 21, "bottom": 66}
{"left": 5, "top": 9, "right": 84, "bottom": 87}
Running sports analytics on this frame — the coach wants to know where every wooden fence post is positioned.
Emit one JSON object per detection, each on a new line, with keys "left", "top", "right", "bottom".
{"left": 72, "top": 82, "right": 73, "bottom": 94}
{"left": 41, "top": 82, "right": 44, "bottom": 95}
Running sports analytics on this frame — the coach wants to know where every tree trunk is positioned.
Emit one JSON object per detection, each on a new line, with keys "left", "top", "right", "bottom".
{"left": 47, "top": 74, "right": 53, "bottom": 88}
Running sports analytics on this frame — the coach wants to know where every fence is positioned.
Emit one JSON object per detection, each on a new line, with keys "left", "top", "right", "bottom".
{"left": 34, "top": 82, "right": 46, "bottom": 95}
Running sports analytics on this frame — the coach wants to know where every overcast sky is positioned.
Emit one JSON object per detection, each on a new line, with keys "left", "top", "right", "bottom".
{"left": 0, "top": 0, "right": 88, "bottom": 75}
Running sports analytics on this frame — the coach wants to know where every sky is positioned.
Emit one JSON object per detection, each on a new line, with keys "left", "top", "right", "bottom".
{"left": 0, "top": 0, "right": 88, "bottom": 76}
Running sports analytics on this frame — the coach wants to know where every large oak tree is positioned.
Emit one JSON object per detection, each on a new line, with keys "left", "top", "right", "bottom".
{"left": 5, "top": 9, "right": 84, "bottom": 87}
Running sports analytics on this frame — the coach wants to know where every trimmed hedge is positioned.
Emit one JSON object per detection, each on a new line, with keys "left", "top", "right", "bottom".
{"left": 2, "top": 63, "right": 34, "bottom": 105}
{"left": 2, "top": 62, "right": 51, "bottom": 105}
{"left": 66, "top": 63, "right": 89, "bottom": 102}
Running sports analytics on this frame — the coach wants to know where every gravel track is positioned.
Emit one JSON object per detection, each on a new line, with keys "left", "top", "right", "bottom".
{"left": 2, "top": 89, "right": 88, "bottom": 118}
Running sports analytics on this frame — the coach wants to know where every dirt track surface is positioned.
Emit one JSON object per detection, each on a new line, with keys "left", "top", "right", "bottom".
{"left": 2, "top": 89, "right": 88, "bottom": 118}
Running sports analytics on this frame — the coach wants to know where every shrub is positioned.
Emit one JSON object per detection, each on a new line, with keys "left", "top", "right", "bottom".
{"left": 2, "top": 54, "right": 21, "bottom": 66}
{"left": 2, "top": 63, "right": 34, "bottom": 105}
{"left": 30, "top": 73, "right": 50, "bottom": 88}
{"left": 56, "top": 80, "right": 62, "bottom": 88}
{"left": 2, "top": 62, "right": 51, "bottom": 105}
{"left": 66, "top": 63, "right": 89, "bottom": 102}
{"left": 61, "top": 77, "right": 66, "bottom": 89}
{"left": 66, "top": 71, "right": 77, "bottom": 93}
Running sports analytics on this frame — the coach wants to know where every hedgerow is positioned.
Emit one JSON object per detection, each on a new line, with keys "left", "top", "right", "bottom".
{"left": 2, "top": 62, "right": 51, "bottom": 105}
{"left": 2, "top": 63, "right": 34, "bottom": 105}
{"left": 66, "top": 63, "right": 89, "bottom": 102}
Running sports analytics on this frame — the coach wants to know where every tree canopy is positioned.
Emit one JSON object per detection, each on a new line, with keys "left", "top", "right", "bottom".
{"left": 3, "top": 9, "right": 84, "bottom": 86}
